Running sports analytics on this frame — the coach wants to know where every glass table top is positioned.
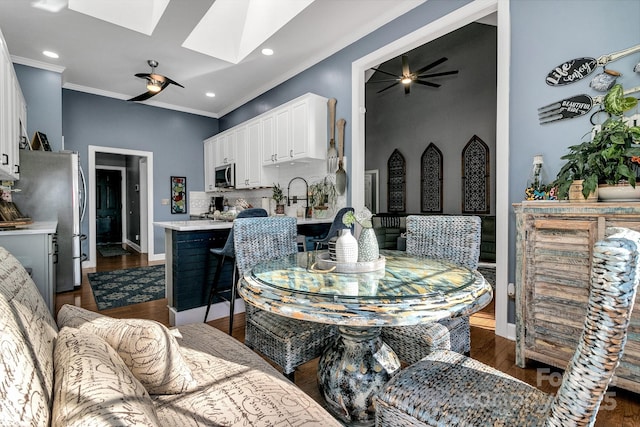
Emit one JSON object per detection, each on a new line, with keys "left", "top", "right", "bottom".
{"left": 249, "top": 249, "right": 478, "bottom": 300}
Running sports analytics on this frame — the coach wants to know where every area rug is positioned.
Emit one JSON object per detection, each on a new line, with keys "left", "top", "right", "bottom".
{"left": 88, "top": 265, "right": 165, "bottom": 310}
{"left": 97, "top": 244, "right": 131, "bottom": 257}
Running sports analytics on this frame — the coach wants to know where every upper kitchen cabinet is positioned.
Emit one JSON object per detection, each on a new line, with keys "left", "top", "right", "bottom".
{"left": 215, "top": 129, "right": 236, "bottom": 167}
{"left": 262, "top": 93, "right": 328, "bottom": 166}
{"left": 236, "top": 119, "right": 276, "bottom": 189}
{"left": 203, "top": 137, "right": 216, "bottom": 192}
{"left": 0, "top": 29, "right": 24, "bottom": 181}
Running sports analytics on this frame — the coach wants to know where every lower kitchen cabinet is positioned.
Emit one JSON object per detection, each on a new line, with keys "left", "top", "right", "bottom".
{"left": 514, "top": 201, "right": 640, "bottom": 393}
{"left": 0, "top": 222, "right": 57, "bottom": 314}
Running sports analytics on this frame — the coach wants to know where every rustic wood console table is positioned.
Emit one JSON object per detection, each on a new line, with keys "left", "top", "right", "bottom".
{"left": 514, "top": 201, "right": 640, "bottom": 393}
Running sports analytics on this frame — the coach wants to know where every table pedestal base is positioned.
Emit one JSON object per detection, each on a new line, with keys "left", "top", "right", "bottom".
{"left": 318, "top": 326, "right": 400, "bottom": 426}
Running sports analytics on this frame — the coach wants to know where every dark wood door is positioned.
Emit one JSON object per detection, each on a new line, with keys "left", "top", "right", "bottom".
{"left": 96, "top": 169, "right": 122, "bottom": 244}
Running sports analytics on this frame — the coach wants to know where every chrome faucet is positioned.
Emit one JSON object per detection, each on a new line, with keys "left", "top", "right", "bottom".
{"left": 287, "top": 177, "right": 308, "bottom": 210}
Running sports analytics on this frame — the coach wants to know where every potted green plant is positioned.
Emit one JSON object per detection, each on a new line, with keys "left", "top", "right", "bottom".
{"left": 552, "top": 84, "right": 640, "bottom": 201}
{"left": 308, "top": 177, "right": 337, "bottom": 218}
{"left": 272, "top": 183, "right": 285, "bottom": 214}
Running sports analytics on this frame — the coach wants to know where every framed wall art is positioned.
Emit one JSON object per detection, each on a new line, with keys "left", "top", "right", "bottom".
{"left": 171, "top": 176, "right": 187, "bottom": 214}
{"left": 421, "top": 143, "right": 443, "bottom": 213}
{"left": 461, "top": 135, "right": 490, "bottom": 214}
{"left": 387, "top": 149, "right": 406, "bottom": 212}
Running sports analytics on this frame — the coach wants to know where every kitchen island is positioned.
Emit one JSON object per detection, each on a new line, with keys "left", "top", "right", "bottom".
{"left": 154, "top": 217, "right": 333, "bottom": 326}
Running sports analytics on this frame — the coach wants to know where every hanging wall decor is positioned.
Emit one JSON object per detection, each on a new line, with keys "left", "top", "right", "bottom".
{"left": 171, "top": 176, "right": 187, "bottom": 214}
{"left": 461, "top": 135, "right": 490, "bottom": 214}
{"left": 387, "top": 149, "right": 406, "bottom": 212}
{"left": 421, "top": 143, "right": 443, "bottom": 213}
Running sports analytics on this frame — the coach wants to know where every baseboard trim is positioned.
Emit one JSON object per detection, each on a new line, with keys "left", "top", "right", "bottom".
{"left": 170, "top": 299, "right": 246, "bottom": 326}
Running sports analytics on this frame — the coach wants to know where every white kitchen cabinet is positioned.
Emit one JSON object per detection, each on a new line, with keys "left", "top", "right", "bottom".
{"left": 262, "top": 93, "right": 327, "bottom": 166}
{"left": 203, "top": 92, "right": 327, "bottom": 187}
{"left": 215, "top": 130, "right": 236, "bottom": 167}
{"left": 0, "top": 29, "right": 23, "bottom": 181}
{"left": 203, "top": 137, "right": 216, "bottom": 191}
{"left": 0, "top": 223, "right": 57, "bottom": 314}
{"left": 236, "top": 119, "right": 276, "bottom": 188}
{"left": 261, "top": 113, "right": 276, "bottom": 165}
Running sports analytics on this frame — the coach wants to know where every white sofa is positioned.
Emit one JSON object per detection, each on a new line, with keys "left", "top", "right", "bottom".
{"left": 0, "top": 246, "right": 340, "bottom": 426}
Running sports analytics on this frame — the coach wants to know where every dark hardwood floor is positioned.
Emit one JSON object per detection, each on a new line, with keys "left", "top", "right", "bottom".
{"left": 55, "top": 246, "right": 640, "bottom": 426}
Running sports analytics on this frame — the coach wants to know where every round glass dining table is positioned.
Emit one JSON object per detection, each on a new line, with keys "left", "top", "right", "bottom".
{"left": 238, "top": 249, "right": 493, "bottom": 426}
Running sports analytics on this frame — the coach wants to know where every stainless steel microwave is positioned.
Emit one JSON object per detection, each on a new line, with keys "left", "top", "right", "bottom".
{"left": 214, "top": 163, "right": 235, "bottom": 188}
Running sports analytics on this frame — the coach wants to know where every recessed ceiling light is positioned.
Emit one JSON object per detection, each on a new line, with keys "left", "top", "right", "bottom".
{"left": 261, "top": 48, "right": 274, "bottom": 56}
{"left": 43, "top": 50, "right": 59, "bottom": 59}
{"left": 206, "top": 92, "right": 215, "bottom": 98}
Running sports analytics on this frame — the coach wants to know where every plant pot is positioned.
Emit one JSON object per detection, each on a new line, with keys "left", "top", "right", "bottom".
{"left": 275, "top": 204, "right": 285, "bottom": 215}
{"left": 568, "top": 180, "right": 598, "bottom": 202}
{"left": 598, "top": 183, "right": 640, "bottom": 201}
{"left": 313, "top": 206, "right": 329, "bottom": 218}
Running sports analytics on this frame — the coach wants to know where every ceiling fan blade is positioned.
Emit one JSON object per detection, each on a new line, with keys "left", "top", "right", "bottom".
{"left": 377, "top": 82, "right": 399, "bottom": 93}
{"left": 417, "top": 70, "right": 459, "bottom": 78}
{"left": 401, "top": 55, "right": 410, "bottom": 77}
{"left": 404, "top": 83, "right": 410, "bottom": 95}
{"left": 163, "top": 76, "right": 184, "bottom": 88}
{"left": 127, "top": 91, "right": 158, "bottom": 102}
{"left": 414, "top": 79, "right": 441, "bottom": 88}
{"left": 134, "top": 73, "right": 151, "bottom": 80}
{"left": 414, "top": 57, "right": 448, "bottom": 75}
{"left": 371, "top": 67, "right": 399, "bottom": 78}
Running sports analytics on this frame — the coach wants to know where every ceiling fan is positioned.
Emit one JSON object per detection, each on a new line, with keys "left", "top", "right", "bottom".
{"left": 370, "top": 55, "right": 459, "bottom": 94}
{"left": 127, "top": 60, "right": 184, "bottom": 102}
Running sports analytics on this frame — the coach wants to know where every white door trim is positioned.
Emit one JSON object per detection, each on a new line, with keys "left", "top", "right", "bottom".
{"left": 86, "top": 145, "right": 157, "bottom": 268}
{"left": 351, "top": 0, "right": 511, "bottom": 339}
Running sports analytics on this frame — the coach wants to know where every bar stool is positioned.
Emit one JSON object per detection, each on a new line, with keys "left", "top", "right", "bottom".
{"left": 312, "top": 207, "right": 354, "bottom": 250}
{"left": 203, "top": 208, "right": 268, "bottom": 333}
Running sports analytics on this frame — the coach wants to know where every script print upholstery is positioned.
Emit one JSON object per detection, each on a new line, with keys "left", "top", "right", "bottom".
{"left": 152, "top": 323, "right": 341, "bottom": 426}
{"left": 0, "top": 246, "right": 58, "bottom": 426}
{"left": 57, "top": 304, "right": 197, "bottom": 395}
{"left": 52, "top": 327, "right": 160, "bottom": 427}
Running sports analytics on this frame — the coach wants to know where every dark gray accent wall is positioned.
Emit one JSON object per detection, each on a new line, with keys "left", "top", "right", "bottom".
{"left": 14, "top": 64, "right": 62, "bottom": 150}
{"left": 365, "top": 23, "right": 497, "bottom": 214}
{"left": 61, "top": 89, "right": 218, "bottom": 257}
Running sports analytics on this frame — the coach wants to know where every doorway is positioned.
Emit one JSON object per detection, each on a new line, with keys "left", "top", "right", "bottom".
{"left": 86, "top": 145, "right": 157, "bottom": 269}
{"left": 351, "top": 0, "right": 510, "bottom": 338}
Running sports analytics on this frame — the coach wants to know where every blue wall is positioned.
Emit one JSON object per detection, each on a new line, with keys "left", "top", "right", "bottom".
{"left": 61, "top": 90, "right": 218, "bottom": 255}
{"left": 14, "top": 64, "right": 63, "bottom": 150}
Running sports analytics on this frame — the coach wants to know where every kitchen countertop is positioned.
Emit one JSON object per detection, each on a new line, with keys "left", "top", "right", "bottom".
{"left": 154, "top": 216, "right": 333, "bottom": 232}
{"left": 0, "top": 221, "right": 57, "bottom": 235}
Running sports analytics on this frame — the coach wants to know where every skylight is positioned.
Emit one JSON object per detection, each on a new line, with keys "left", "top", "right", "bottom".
{"left": 67, "top": 0, "right": 170, "bottom": 36}
{"left": 182, "top": 0, "right": 314, "bottom": 64}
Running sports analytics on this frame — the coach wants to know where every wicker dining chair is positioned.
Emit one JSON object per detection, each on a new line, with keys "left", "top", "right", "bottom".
{"left": 381, "top": 215, "right": 481, "bottom": 364}
{"left": 233, "top": 216, "right": 337, "bottom": 381}
{"left": 375, "top": 227, "right": 640, "bottom": 427}
{"left": 203, "top": 208, "right": 268, "bottom": 332}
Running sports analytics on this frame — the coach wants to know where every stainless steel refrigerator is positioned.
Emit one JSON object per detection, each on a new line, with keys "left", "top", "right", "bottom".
{"left": 13, "top": 150, "right": 86, "bottom": 292}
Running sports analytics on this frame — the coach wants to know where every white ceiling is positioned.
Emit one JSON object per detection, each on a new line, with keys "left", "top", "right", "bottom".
{"left": 0, "top": 0, "right": 425, "bottom": 118}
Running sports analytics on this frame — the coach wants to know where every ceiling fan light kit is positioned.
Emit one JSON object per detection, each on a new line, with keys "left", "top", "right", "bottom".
{"left": 128, "top": 59, "right": 184, "bottom": 102}
{"left": 370, "top": 54, "right": 459, "bottom": 95}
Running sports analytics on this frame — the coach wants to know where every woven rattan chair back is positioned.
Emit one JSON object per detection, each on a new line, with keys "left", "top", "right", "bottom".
{"left": 546, "top": 227, "right": 640, "bottom": 426}
{"left": 233, "top": 216, "right": 298, "bottom": 276}
{"left": 217, "top": 208, "right": 268, "bottom": 257}
{"left": 405, "top": 215, "right": 481, "bottom": 270}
